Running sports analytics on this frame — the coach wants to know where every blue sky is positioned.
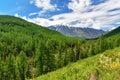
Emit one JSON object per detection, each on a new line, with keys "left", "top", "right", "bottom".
{"left": 0, "top": 0, "right": 120, "bottom": 31}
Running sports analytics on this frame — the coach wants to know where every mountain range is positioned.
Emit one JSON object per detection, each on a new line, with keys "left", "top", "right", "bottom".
{"left": 48, "top": 25, "right": 106, "bottom": 39}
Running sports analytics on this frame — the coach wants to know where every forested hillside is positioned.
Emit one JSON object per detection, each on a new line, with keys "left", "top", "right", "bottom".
{"left": 0, "top": 15, "right": 83, "bottom": 80}
{"left": 104, "top": 26, "right": 120, "bottom": 37}
{"left": 37, "top": 47, "right": 120, "bottom": 80}
{"left": 0, "top": 15, "right": 120, "bottom": 80}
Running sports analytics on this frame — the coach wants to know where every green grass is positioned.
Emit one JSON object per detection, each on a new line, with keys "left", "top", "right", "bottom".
{"left": 35, "top": 47, "right": 120, "bottom": 80}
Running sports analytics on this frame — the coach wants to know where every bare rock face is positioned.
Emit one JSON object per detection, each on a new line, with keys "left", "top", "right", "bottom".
{"left": 48, "top": 25, "right": 106, "bottom": 39}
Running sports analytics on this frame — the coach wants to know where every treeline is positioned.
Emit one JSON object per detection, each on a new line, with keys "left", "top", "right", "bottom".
{"left": 0, "top": 15, "right": 120, "bottom": 80}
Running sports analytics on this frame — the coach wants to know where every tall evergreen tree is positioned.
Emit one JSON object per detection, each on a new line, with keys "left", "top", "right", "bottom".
{"left": 17, "top": 51, "right": 28, "bottom": 80}
{"left": 0, "top": 55, "right": 3, "bottom": 80}
{"left": 45, "top": 40, "right": 56, "bottom": 72}
{"left": 35, "top": 47, "right": 43, "bottom": 76}
{"left": 6, "top": 54, "right": 16, "bottom": 80}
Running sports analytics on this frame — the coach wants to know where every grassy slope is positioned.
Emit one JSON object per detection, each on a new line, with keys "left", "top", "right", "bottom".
{"left": 36, "top": 47, "right": 120, "bottom": 80}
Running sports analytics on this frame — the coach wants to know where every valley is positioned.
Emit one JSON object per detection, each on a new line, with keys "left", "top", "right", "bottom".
{"left": 0, "top": 0, "right": 120, "bottom": 80}
{"left": 0, "top": 15, "right": 120, "bottom": 80}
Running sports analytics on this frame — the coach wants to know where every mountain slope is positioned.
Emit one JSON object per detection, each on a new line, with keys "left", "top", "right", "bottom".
{"left": 48, "top": 25, "right": 105, "bottom": 39}
{"left": 0, "top": 15, "right": 63, "bottom": 37}
{"left": 36, "top": 47, "right": 120, "bottom": 80}
{"left": 0, "top": 15, "right": 83, "bottom": 80}
{"left": 104, "top": 26, "right": 120, "bottom": 37}
{"left": 0, "top": 15, "right": 120, "bottom": 80}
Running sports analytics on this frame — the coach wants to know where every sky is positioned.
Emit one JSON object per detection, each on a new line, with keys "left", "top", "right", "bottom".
{"left": 0, "top": 0, "right": 120, "bottom": 31}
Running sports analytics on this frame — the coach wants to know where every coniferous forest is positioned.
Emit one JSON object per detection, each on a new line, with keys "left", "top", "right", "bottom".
{"left": 0, "top": 15, "right": 120, "bottom": 80}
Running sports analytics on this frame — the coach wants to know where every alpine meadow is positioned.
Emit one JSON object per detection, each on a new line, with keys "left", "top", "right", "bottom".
{"left": 0, "top": 0, "right": 120, "bottom": 80}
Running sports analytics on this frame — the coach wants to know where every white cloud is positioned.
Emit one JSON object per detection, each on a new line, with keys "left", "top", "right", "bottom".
{"left": 28, "top": 17, "right": 52, "bottom": 26}
{"left": 25, "top": 0, "right": 120, "bottom": 30}
{"left": 14, "top": 13, "right": 19, "bottom": 17}
{"left": 53, "top": 0, "right": 120, "bottom": 29}
{"left": 29, "top": 12, "right": 38, "bottom": 16}
{"left": 68, "top": 0, "right": 91, "bottom": 12}
{"left": 93, "top": 0, "right": 120, "bottom": 12}
{"left": 30, "top": 0, "right": 57, "bottom": 16}
{"left": 14, "top": 13, "right": 27, "bottom": 20}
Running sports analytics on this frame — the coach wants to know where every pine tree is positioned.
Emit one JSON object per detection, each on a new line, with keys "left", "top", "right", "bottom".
{"left": 44, "top": 40, "right": 56, "bottom": 73}
{"left": 89, "top": 45, "right": 94, "bottom": 56}
{"left": 45, "top": 48, "right": 56, "bottom": 72}
{"left": 56, "top": 42, "right": 64, "bottom": 68}
{"left": 35, "top": 47, "right": 43, "bottom": 76}
{"left": 17, "top": 51, "right": 28, "bottom": 80}
{"left": 98, "top": 35, "right": 108, "bottom": 53}
{"left": 6, "top": 54, "right": 16, "bottom": 80}
{"left": 57, "top": 51, "right": 63, "bottom": 68}
{"left": 0, "top": 55, "right": 3, "bottom": 80}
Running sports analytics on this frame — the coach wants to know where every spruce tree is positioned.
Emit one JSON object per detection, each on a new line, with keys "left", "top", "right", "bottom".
{"left": 0, "top": 55, "right": 3, "bottom": 80}
{"left": 35, "top": 47, "right": 43, "bottom": 76}
{"left": 17, "top": 51, "right": 28, "bottom": 80}
{"left": 6, "top": 54, "right": 16, "bottom": 80}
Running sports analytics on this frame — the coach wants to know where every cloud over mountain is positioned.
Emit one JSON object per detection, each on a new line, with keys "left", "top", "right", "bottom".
{"left": 16, "top": 0, "right": 120, "bottom": 31}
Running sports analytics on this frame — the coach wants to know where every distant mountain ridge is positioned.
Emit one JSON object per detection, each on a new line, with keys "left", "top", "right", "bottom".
{"left": 48, "top": 25, "right": 106, "bottom": 39}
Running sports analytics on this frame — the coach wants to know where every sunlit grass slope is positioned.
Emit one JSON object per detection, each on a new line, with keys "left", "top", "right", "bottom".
{"left": 36, "top": 47, "right": 120, "bottom": 80}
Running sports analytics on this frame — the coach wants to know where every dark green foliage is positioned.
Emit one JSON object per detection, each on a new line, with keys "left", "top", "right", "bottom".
{"left": 5, "top": 54, "right": 17, "bottom": 80}
{"left": 35, "top": 44, "right": 43, "bottom": 76}
{"left": 17, "top": 51, "right": 28, "bottom": 80}
{"left": 0, "top": 56, "right": 3, "bottom": 80}
{"left": 104, "top": 26, "right": 120, "bottom": 37}
{"left": 0, "top": 15, "right": 120, "bottom": 79}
